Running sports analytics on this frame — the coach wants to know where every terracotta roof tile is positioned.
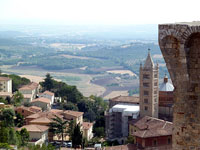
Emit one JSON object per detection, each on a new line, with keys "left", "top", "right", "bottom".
{"left": 43, "top": 90, "right": 54, "bottom": 96}
{"left": 131, "top": 116, "right": 172, "bottom": 138}
{"left": 64, "top": 110, "right": 84, "bottom": 117}
{"left": 110, "top": 96, "right": 139, "bottom": 104}
{"left": 19, "top": 82, "right": 39, "bottom": 91}
{"left": 83, "top": 122, "right": 93, "bottom": 130}
{"left": 0, "top": 77, "right": 11, "bottom": 81}
{"left": 30, "top": 117, "right": 52, "bottom": 124}
{"left": 31, "top": 97, "right": 51, "bottom": 104}
{"left": 18, "top": 124, "right": 49, "bottom": 132}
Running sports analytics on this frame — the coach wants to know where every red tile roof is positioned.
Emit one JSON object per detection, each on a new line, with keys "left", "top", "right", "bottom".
{"left": 31, "top": 97, "right": 51, "bottom": 104}
{"left": 64, "top": 110, "right": 84, "bottom": 117}
{"left": 19, "top": 82, "right": 39, "bottom": 91}
{"left": 43, "top": 90, "right": 54, "bottom": 96}
{"left": 110, "top": 96, "right": 139, "bottom": 104}
{"left": 18, "top": 124, "right": 49, "bottom": 132}
{"left": 0, "top": 77, "right": 11, "bottom": 81}
{"left": 83, "top": 122, "right": 93, "bottom": 130}
{"left": 131, "top": 116, "right": 172, "bottom": 138}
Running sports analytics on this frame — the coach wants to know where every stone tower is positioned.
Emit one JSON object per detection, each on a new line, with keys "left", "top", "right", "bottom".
{"left": 159, "top": 22, "right": 200, "bottom": 149}
{"left": 139, "top": 51, "right": 159, "bottom": 118}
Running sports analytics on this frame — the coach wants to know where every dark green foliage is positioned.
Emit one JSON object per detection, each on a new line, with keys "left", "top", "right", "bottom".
{"left": 93, "top": 127, "right": 105, "bottom": 137}
{"left": 0, "top": 143, "right": 12, "bottom": 149}
{"left": 13, "top": 91, "right": 24, "bottom": 105}
{"left": 49, "top": 115, "right": 68, "bottom": 144}
{"left": 60, "top": 102, "right": 78, "bottom": 111}
{"left": 0, "top": 125, "right": 9, "bottom": 143}
{"left": 19, "top": 128, "right": 29, "bottom": 146}
{"left": 72, "top": 124, "right": 83, "bottom": 148}
{"left": 41, "top": 73, "right": 54, "bottom": 91}
{"left": 40, "top": 74, "right": 83, "bottom": 104}
{"left": 1, "top": 108, "right": 15, "bottom": 127}
{"left": 15, "top": 112, "right": 24, "bottom": 127}
{"left": 67, "top": 120, "right": 76, "bottom": 140}
{"left": 8, "top": 128, "right": 18, "bottom": 145}
{"left": 0, "top": 74, "right": 30, "bottom": 92}
{"left": 0, "top": 97, "right": 7, "bottom": 104}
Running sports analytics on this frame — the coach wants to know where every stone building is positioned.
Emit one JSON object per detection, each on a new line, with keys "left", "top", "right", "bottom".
{"left": 129, "top": 116, "right": 172, "bottom": 149}
{"left": 139, "top": 51, "right": 159, "bottom": 118}
{"left": 159, "top": 75, "right": 174, "bottom": 120}
{"left": 159, "top": 21, "right": 200, "bottom": 149}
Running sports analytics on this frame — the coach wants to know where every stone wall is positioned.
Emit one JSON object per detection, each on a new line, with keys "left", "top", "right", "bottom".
{"left": 159, "top": 22, "right": 200, "bottom": 150}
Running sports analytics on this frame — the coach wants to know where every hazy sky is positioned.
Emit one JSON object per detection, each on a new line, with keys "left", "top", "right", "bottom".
{"left": 0, "top": 0, "right": 200, "bottom": 25}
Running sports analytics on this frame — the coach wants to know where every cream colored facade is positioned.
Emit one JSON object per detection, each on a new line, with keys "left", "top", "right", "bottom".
{"left": 0, "top": 77, "right": 12, "bottom": 93}
{"left": 139, "top": 52, "right": 159, "bottom": 118}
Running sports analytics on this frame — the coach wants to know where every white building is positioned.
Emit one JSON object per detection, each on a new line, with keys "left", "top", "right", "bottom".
{"left": 82, "top": 122, "right": 93, "bottom": 140}
{"left": 39, "top": 91, "right": 54, "bottom": 104}
{"left": 19, "top": 82, "right": 40, "bottom": 102}
{"left": 31, "top": 97, "right": 51, "bottom": 111}
{"left": 0, "top": 77, "right": 12, "bottom": 93}
{"left": 106, "top": 103, "right": 140, "bottom": 143}
{"left": 18, "top": 124, "right": 48, "bottom": 147}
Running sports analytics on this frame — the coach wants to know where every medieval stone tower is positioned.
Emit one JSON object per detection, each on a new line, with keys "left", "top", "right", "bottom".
{"left": 159, "top": 22, "right": 200, "bottom": 149}
{"left": 139, "top": 51, "right": 159, "bottom": 118}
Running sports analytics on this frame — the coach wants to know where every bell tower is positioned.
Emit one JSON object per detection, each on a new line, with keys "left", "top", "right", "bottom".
{"left": 139, "top": 49, "right": 159, "bottom": 118}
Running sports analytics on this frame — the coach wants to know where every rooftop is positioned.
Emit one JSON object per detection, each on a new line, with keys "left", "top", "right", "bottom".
{"left": 110, "top": 96, "right": 139, "bottom": 104}
{"left": 131, "top": 116, "right": 172, "bottom": 138}
{"left": 18, "top": 124, "right": 49, "bottom": 132}
{"left": 43, "top": 90, "right": 54, "bottom": 96}
{"left": 0, "top": 77, "right": 11, "bottom": 81}
{"left": 31, "top": 97, "right": 51, "bottom": 104}
{"left": 64, "top": 110, "right": 84, "bottom": 117}
{"left": 19, "top": 82, "right": 39, "bottom": 90}
{"left": 82, "top": 122, "right": 93, "bottom": 130}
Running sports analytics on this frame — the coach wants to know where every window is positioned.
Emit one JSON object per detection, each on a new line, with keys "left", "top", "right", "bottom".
{"left": 154, "top": 74, "right": 158, "bottom": 78}
{"left": 154, "top": 140, "right": 157, "bottom": 146}
{"left": 143, "top": 74, "right": 150, "bottom": 79}
{"left": 143, "top": 83, "right": 149, "bottom": 87}
{"left": 154, "top": 98, "right": 157, "bottom": 102}
{"left": 168, "top": 138, "right": 171, "bottom": 144}
{"left": 22, "top": 110, "right": 24, "bottom": 113}
{"left": 144, "top": 91, "right": 149, "bottom": 96}
{"left": 154, "top": 91, "right": 157, "bottom": 94}
{"left": 144, "top": 106, "right": 148, "bottom": 111}
{"left": 144, "top": 99, "right": 148, "bottom": 104}
{"left": 154, "top": 82, "right": 158, "bottom": 86}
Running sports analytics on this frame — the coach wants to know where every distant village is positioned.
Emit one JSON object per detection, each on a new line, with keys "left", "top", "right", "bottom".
{"left": 0, "top": 51, "right": 174, "bottom": 150}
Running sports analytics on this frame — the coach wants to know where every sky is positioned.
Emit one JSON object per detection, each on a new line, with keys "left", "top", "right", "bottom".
{"left": 0, "top": 0, "right": 200, "bottom": 25}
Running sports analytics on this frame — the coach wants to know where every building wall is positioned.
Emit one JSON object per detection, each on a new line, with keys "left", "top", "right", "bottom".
{"left": 39, "top": 94, "right": 54, "bottom": 104}
{"left": 136, "top": 136, "right": 172, "bottom": 148}
{"left": 29, "top": 131, "right": 48, "bottom": 146}
{"left": 15, "top": 108, "right": 34, "bottom": 118}
{"left": 31, "top": 101, "right": 50, "bottom": 111}
{"left": 140, "top": 64, "right": 159, "bottom": 118}
{"left": 0, "top": 80, "right": 12, "bottom": 93}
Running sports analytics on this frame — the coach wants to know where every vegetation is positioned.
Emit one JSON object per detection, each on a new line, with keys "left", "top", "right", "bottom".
{"left": 49, "top": 115, "right": 68, "bottom": 144}
{"left": 0, "top": 74, "right": 30, "bottom": 92}
{"left": 0, "top": 109, "right": 29, "bottom": 148}
{"left": 72, "top": 124, "right": 83, "bottom": 149}
{"left": 27, "top": 144, "right": 55, "bottom": 150}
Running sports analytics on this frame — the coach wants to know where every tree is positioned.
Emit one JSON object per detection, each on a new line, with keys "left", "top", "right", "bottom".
{"left": 42, "top": 73, "right": 54, "bottom": 91}
{"left": 15, "top": 112, "right": 24, "bottom": 127}
{"left": 13, "top": 91, "right": 24, "bottom": 105}
{"left": 19, "top": 128, "right": 29, "bottom": 146}
{"left": 125, "top": 135, "right": 135, "bottom": 144}
{"left": 72, "top": 124, "right": 83, "bottom": 149}
{"left": 67, "top": 120, "right": 76, "bottom": 140}
{"left": 2, "top": 108, "right": 15, "bottom": 127}
{"left": 49, "top": 115, "right": 68, "bottom": 144}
